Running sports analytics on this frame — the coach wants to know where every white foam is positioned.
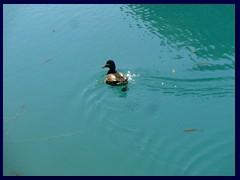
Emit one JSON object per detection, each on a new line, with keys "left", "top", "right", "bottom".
{"left": 126, "top": 71, "right": 140, "bottom": 82}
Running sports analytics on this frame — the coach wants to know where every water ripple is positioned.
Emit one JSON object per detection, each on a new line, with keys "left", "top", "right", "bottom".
{"left": 121, "top": 4, "right": 235, "bottom": 60}
{"left": 78, "top": 67, "right": 234, "bottom": 175}
{"left": 139, "top": 73, "right": 235, "bottom": 98}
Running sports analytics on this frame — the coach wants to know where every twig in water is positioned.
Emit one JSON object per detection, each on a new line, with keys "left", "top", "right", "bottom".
{"left": 182, "top": 128, "right": 203, "bottom": 132}
{"left": 9, "top": 130, "right": 83, "bottom": 143}
{"left": 41, "top": 58, "right": 53, "bottom": 66}
{"left": 4, "top": 103, "right": 26, "bottom": 136}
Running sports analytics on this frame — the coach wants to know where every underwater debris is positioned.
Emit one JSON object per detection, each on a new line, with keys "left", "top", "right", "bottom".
{"left": 10, "top": 171, "right": 22, "bottom": 176}
{"left": 9, "top": 130, "right": 83, "bottom": 144}
{"left": 172, "top": 69, "right": 176, "bottom": 73}
{"left": 4, "top": 103, "right": 26, "bottom": 136}
{"left": 182, "top": 128, "right": 203, "bottom": 132}
{"left": 41, "top": 58, "right": 53, "bottom": 66}
{"left": 16, "top": 103, "right": 26, "bottom": 117}
{"left": 3, "top": 116, "right": 10, "bottom": 122}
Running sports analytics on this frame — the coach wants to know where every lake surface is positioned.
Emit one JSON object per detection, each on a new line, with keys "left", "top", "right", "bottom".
{"left": 3, "top": 4, "right": 235, "bottom": 176}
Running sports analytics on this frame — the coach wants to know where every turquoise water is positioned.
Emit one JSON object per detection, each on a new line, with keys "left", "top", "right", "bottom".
{"left": 3, "top": 4, "right": 235, "bottom": 176}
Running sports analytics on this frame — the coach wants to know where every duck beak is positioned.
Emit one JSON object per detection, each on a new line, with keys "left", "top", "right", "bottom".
{"left": 102, "top": 64, "right": 109, "bottom": 68}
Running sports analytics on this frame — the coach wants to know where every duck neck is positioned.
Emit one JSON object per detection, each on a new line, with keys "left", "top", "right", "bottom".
{"left": 107, "top": 68, "right": 116, "bottom": 74}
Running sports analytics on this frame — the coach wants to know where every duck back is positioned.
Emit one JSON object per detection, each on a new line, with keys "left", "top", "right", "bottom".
{"left": 105, "top": 72, "right": 128, "bottom": 86}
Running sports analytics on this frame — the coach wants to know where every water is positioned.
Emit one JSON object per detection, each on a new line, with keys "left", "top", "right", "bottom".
{"left": 3, "top": 4, "right": 235, "bottom": 176}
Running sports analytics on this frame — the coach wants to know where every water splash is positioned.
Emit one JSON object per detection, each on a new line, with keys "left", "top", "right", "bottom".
{"left": 126, "top": 70, "right": 140, "bottom": 83}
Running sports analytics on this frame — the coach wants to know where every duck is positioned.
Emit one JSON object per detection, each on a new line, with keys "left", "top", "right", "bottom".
{"left": 102, "top": 60, "right": 128, "bottom": 86}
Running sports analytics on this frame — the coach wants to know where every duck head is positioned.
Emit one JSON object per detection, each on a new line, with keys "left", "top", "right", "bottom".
{"left": 102, "top": 60, "right": 116, "bottom": 73}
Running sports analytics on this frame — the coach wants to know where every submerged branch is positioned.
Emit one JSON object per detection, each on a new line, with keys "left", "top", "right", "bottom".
{"left": 7, "top": 130, "right": 83, "bottom": 144}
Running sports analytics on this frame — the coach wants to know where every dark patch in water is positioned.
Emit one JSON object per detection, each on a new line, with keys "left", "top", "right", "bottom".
{"left": 4, "top": 103, "right": 26, "bottom": 136}
{"left": 10, "top": 171, "right": 23, "bottom": 176}
{"left": 121, "top": 87, "right": 129, "bottom": 92}
{"left": 41, "top": 58, "right": 53, "bottom": 66}
{"left": 182, "top": 128, "right": 203, "bottom": 132}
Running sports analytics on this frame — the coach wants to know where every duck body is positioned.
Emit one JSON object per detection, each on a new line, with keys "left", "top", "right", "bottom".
{"left": 102, "top": 60, "right": 128, "bottom": 86}
{"left": 105, "top": 71, "right": 128, "bottom": 86}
